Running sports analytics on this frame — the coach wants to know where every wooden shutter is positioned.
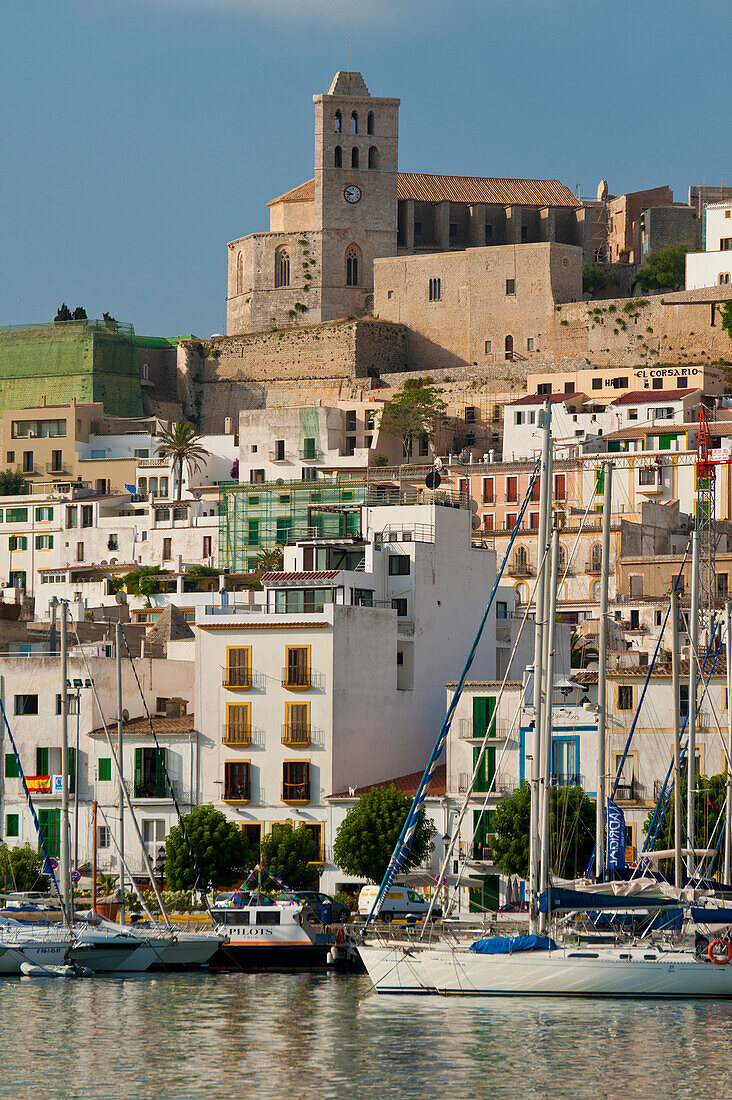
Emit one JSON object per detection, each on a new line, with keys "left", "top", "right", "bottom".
{"left": 154, "top": 748, "right": 167, "bottom": 798}
{"left": 134, "top": 748, "right": 143, "bottom": 796}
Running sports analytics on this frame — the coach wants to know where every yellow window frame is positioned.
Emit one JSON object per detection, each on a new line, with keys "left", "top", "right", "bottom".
{"left": 225, "top": 701, "right": 251, "bottom": 746}
{"left": 284, "top": 644, "right": 311, "bottom": 690}
{"left": 283, "top": 701, "right": 311, "bottom": 746}
{"left": 223, "top": 758, "right": 250, "bottom": 804}
{"left": 239, "top": 821, "right": 264, "bottom": 851}
{"left": 282, "top": 758, "right": 311, "bottom": 804}
{"left": 225, "top": 645, "right": 252, "bottom": 689}
{"left": 303, "top": 820, "right": 325, "bottom": 864}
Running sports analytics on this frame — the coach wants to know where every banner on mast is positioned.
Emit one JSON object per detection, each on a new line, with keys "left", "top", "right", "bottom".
{"left": 606, "top": 797, "right": 627, "bottom": 870}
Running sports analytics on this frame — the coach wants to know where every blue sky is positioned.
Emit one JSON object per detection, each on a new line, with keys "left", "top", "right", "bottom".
{"left": 2, "top": 0, "right": 729, "bottom": 337}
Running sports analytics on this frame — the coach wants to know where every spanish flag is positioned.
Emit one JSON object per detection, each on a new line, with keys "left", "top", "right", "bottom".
{"left": 26, "top": 776, "right": 50, "bottom": 794}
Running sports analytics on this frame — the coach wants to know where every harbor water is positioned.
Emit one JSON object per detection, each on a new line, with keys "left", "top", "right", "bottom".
{"left": 2, "top": 972, "right": 732, "bottom": 1099}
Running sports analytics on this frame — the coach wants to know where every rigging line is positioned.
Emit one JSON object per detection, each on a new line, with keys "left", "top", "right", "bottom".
{"left": 422, "top": 538, "right": 550, "bottom": 930}
{"left": 68, "top": 616, "right": 171, "bottom": 928}
{"left": 558, "top": 489, "right": 597, "bottom": 590}
{"left": 119, "top": 628, "right": 214, "bottom": 921}
{"left": 96, "top": 804, "right": 159, "bottom": 925}
{"left": 367, "top": 458, "right": 541, "bottom": 929}
{"left": 0, "top": 697, "right": 69, "bottom": 922}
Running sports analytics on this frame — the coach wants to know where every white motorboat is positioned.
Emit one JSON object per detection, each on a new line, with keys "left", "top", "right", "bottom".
{"left": 210, "top": 898, "right": 334, "bottom": 970}
{"left": 94, "top": 918, "right": 222, "bottom": 971}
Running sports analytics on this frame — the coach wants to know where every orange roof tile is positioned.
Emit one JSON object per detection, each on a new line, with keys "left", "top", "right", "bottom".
{"left": 329, "top": 765, "right": 446, "bottom": 800}
{"left": 268, "top": 174, "right": 580, "bottom": 209}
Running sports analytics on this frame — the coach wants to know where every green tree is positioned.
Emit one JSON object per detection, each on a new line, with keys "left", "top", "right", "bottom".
{"left": 371, "top": 453, "right": 389, "bottom": 468}
{"left": 165, "top": 804, "right": 249, "bottom": 891}
{"left": 492, "top": 781, "right": 595, "bottom": 879}
{"left": 378, "top": 379, "right": 447, "bottom": 460}
{"left": 719, "top": 300, "right": 732, "bottom": 344}
{"left": 637, "top": 243, "right": 688, "bottom": 293}
{"left": 254, "top": 547, "right": 284, "bottom": 573}
{"left": 120, "top": 565, "right": 167, "bottom": 606}
{"left": 0, "top": 843, "right": 49, "bottom": 893}
{"left": 333, "top": 785, "right": 436, "bottom": 884}
{"left": 260, "top": 819, "right": 319, "bottom": 890}
{"left": 643, "top": 772, "right": 726, "bottom": 874}
{"left": 583, "top": 264, "right": 608, "bottom": 298}
{"left": 54, "top": 303, "right": 73, "bottom": 322}
{"left": 156, "top": 422, "right": 210, "bottom": 500}
{"left": 0, "top": 470, "right": 27, "bottom": 496}
{"left": 71, "top": 306, "right": 87, "bottom": 320}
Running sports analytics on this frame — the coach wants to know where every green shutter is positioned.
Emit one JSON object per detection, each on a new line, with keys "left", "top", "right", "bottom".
{"left": 38, "top": 808, "right": 61, "bottom": 858}
{"left": 68, "top": 747, "right": 76, "bottom": 795}
{"left": 154, "top": 748, "right": 167, "bottom": 798}
{"left": 473, "top": 746, "right": 496, "bottom": 792}
{"left": 36, "top": 747, "right": 49, "bottom": 775}
{"left": 6, "top": 813, "right": 19, "bottom": 838}
{"left": 472, "top": 697, "right": 489, "bottom": 739}
{"left": 134, "top": 747, "right": 143, "bottom": 797}
{"left": 98, "top": 758, "right": 112, "bottom": 782}
{"left": 4, "top": 753, "right": 19, "bottom": 779}
{"left": 658, "top": 434, "right": 675, "bottom": 451}
{"left": 595, "top": 468, "right": 604, "bottom": 494}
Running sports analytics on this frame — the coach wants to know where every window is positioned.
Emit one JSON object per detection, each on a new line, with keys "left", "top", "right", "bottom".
{"left": 506, "top": 279, "right": 515, "bottom": 295}
{"left": 35, "top": 535, "right": 53, "bottom": 551}
{"left": 368, "top": 146, "right": 378, "bottom": 169}
{"left": 162, "top": 538, "right": 172, "bottom": 561}
{"left": 246, "top": 520, "right": 259, "bottom": 547}
{"left": 55, "top": 693, "right": 78, "bottom": 715}
{"left": 717, "top": 573, "right": 728, "bottom": 598}
{"left": 638, "top": 465, "right": 657, "bottom": 486}
{"left": 367, "top": 111, "right": 374, "bottom": 134}
{"left": 350, "top": 111, "right": 358, "bottom": 134}
{"left": 334, "top": 110, "right": 341, "bottom": 133}
{"left": 14, "top": 694, "right": 38, "bottom": 716}
{"left": 5, "top": 753, "right": 19, "bottom": 778}
{"left": 226, "top": 647, "right": 252, "bottom": 689}
{"left": 22, "top": 451, "right": 34, "bottom": 473}
{"left": 282, "top": 760, "right": 310, "bottom": 802}
{"left": 284, "top": 702, "right": 310, "bottom": 745}
{"left": 334, "top": 145, "right": 342, "bottom": 167}
{"left": 590, "top": 543, "right": 602, "bottom": 572}
{"left": 720, "top": 273, "right": 731, "bottom": 285}
{"left": 527, "top": 338, "right": 535, "bottom": 352}
{"left": 241, "top": 822, "right": 262, "bottom": 849}
{"left": 98, "top": 826, "right": 110, "bottom": 850}
{"left": 250, "top": 469, "right": 265, "bottom": 483}
{"left": 484, "top": 224, "right": 493, "bottom": 242}
{"left": 236, "top": 251, "right": 243, "bottom": 294}
{"left": 225, "top": 703, "right": 251, "bottom": 745}
{"left": 514, "top": 545, "right": 528, "bottom": 574}
{"left": 482, "top": 477, "right": 494, "bottom": 504}
{"left": 449, "top": 222, "right": 458, "bottom": 239}
{"left": 428, "top": 278, "right": 442, "bottom": 301}
{"left": 617, "top": 685, "right": 634, "bottom": 711}
{"left": 554, "top": 474, "right": 566, "bottom": 501}
{"left": 275, "top": 247, "right": 290, "bottom": 288}
{"left": 284, "top": 646, "right": 310, "bottom": 688}
{"left": 353, "top": 588, "right": 374, "bottom": 607}
{"left": 678, "top": 375, "right": 688, "bottom": 388}
{"left": 142, "top": 819, "right": 166, "bottom": 846}
{"left": 304, "top": 821, "right": 325, "bottom": 862}
{"left": 5, "top": 814, "right": 19, "bottom": 839}
{"left": 465, "top": 406, "right": 477, "bottom": 424}
{"left": 98, "top": 758, "right": 112, "bottom": 782}
{"left": 134, "top": 747, "right": 167, "bottom": 799}
{"left": 505, "top": 335, "right": 514, "bottom": 361}
{"left": 6, "top": 508, "right": 28, "bottom": 524}
{"left": 721, "top": 238, "right": 732, "bottom": 251}
{"left": 345, "top": 245, "right": 360, "bottom": 287}
{"left": 8, "top": 536, "right": 27, "bottom": 552}
{"left": 351, "top": 146, "right": 359, "bottom": 168}
{"left": 107, "top": 534, "right": 118, "bottom": 551}
{"left": 611, "top": 377, "right": 629, "bottom": 389}
{"left": 414, "top": 220, "right": 422, "bottom": 236}
{"left": 81, "top": 506, "right": 93, "bottom": 528}
{"left": 484, "top": 339, "right": 492, "bottom": 354}
{"left": 506, "top": 476, "right": 518, "bottom": 503}
{"left": 6, "top": 452, "right": 13, "bottom": 463}
{"left": 496, "top": 601, "right": 508, "bottom": 620}
{"left": 391, "top": 597, "right": 408, "bottom": 617}
{"left": 521, "top": 225, "right": 528, "bottom": 242}
{"left": 38, "top": 808, "right": 60, "bottom": 858}
{"left": 514, "top": 410, "right": 525, "bottom": 426}
{"left": 592, "top": 378, "right": 602, "bottom": 391}
{"left": 388, "top": 555, "right": 410, "bottom": 576}
{"left": 35, "top": 507, "right": 53, "bottom": 522}
{"left": 203, "top": 535, "right": 212, "bottom": 557}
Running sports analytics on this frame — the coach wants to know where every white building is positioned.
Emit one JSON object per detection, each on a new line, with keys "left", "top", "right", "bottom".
{"left": 195, "top": 500, "right": 532, "bottom": 887}
{"left": 686, "top": 202, "right": 732, "bottom": 289}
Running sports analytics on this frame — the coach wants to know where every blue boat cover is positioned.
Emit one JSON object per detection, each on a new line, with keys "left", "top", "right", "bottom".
{"left": 690, "top": 907, "right": 732, "bottom": 924}
{"left": 469, "top": 935, "right": 555, "bottom": 954}
{"left": 539, "top": 887, "right": 674, "bottom": 913}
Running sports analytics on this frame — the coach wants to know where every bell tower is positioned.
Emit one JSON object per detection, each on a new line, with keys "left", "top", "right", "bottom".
{"left": 313, "top": 72, "right": 400, "bottom": 321}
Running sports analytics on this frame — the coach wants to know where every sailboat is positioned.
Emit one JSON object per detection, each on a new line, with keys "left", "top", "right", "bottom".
{"left": 359, "top": 408, "right": 732, "bottom": 997}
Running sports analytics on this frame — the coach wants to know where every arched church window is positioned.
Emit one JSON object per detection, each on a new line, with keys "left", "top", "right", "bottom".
{"left": 236, "top": 252, "right": 243, "bottom": 295}
{"left": 334, "top": 111, "right": 342, "bottom": 133}
{"left": 590, "top": 542, "right": 602, "bottom": 572}
{"left": 514, "top": 545, "right": 528, "bottom": 575}
{"left": 368, "top": 146, "right": 379, "bottom": 169}
{"left": 346, "top": 245, "right": 361, "bottom": 287}
{"left": 367, "top": 112, "right": 374, "bottom": 135}
{"left": 556, "top": 544, "right": 567, "bottom": 575}
{"left": 351, "top": 147, "right": 359, "bottom": 169}
{"left": 505, "top": 335, "right": 514, "bottom": 361}
{"left": 334, "top": 145, "right": 342, "bottom": 168}
{"left": 275, "top": 247, "right": 290, "bottom": 289}
{"left": 351, "top": 111, "right": 358, "bottom": 134}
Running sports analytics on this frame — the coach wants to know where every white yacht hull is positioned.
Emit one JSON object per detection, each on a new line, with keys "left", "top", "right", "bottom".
{"left": 360, "top": 944, "right": 732, "bottom": 997}
{"left": 0, "top": 941, "right": 73, "bottom": 974}
{"left": 153, "top": 932, "right": 222, "bottom": 970}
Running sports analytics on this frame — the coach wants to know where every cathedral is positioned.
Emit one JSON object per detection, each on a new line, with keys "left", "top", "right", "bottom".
{"left": 226, "top": 71, "right": 590, "bottom": 336}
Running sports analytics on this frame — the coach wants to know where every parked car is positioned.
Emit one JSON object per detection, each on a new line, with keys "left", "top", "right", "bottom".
{"left": 278, "top": 891, "right": 351, "bottom": 923}
{"left": 357, "top": 885, "right": 441, "bottom": 922}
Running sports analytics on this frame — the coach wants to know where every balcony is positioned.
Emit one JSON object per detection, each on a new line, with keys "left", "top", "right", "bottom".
{"left": 282, "top": 667, "right": 324, "bottom": 690}
{"left": 282, "top": 780, "right": 310, "bottom": 804}
{"left": 512, "top": 563, "right": 533, "bottom": 577}
{"left": 299, "top": 447, "right": 322, "bottom": 462}
{"left": 458, "top": 719, "right": 510, "bottom": 742}
{"left": 137, "top": 457, "right": 169, "bottom": 469}
{"left": 222, "top": 668, "right": 252, "bottom": 690}
{"left": 222, "top": 724, "right": 251, "bottom": 747}
{"left": 281, "top": 724, "right": 312, "bottom": 747}
{"left": 614, "top": 778, "right": 640, "bottom": 802}
{"left": 46, "top": 462, "right": 71, "bottom": 476}
{"left": 223, "top": 781, "right": 250, "bottom": 803}
{"left": 587, "top": 560, "right": 602, "bottom": 575}
{"left": 269, "top": 449, "right": 295, "bottom": 463}
{"left": 550, "top": 772, "right": 584, "bottom": 788}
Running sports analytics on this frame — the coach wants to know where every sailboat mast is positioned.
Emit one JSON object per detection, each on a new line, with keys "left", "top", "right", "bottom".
{"left": 687, "top": 531, "right": 699, "bottom": 877}
{"left": 116, "top": 622, "right": 126, "bottom": 926}
{"left": 60, "top": 603, "right": 71, "bottom": 924}
{"left": 672, "top": 588, "right": 682, "bottom": 888}
{"left": 595, "top": 461, "right": 613, "bottom": 879}
{"left": 529, "top": 405, "right": 551, "bottom": 934}
{"left": 539, "top": 525, "right": 559, "bottom": 929}
{"left": 725, "top": 601, "right": 732, "bottom": 885}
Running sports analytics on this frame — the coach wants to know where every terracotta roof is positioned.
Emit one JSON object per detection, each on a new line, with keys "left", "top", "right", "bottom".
{"left": 329, "top": 764, "right": 446, "bottom": 800}
{"left": 570, "top": 670, "right": 599, "bottom": 685}
{"left": 508, "top": 392, "right": 587, "bottom": 407}
{"left": 261, "top": 570, "right": 340, "bottom": 584}
{"left": 268, "top": 174, "right": 581, "bottom": 209}
{"left": 610, "top": 389, "right": 701, "bottom": 406}
{"left": 603, "top": 425, "right": 695, "bottom": 441}
{"left": 89, "top": 715, "right": 195, "bottom": 737}
{"left": 397, "top": 173, "right": 580, "bottom": 207}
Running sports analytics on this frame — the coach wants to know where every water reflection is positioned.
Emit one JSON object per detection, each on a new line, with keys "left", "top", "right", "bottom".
{"left": 2, "top": 975, "right": 732, "bottom": 1099}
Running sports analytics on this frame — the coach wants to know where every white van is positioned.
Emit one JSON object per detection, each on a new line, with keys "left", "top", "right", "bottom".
{"left": 357, "top": 885, "right": 442, "bottom": 922}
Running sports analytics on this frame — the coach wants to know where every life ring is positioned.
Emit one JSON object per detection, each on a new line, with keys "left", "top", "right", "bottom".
{"left": 335, "top": 928, "right": 345, "bottom": 946}
{"left": 708, "top": 939, "right": 732, "bottom": 965}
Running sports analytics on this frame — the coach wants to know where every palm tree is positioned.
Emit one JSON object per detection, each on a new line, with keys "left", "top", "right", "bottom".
{"left": 156, "top": 422, "right": 210, "bottom": 500}
{"left": 255, "top": 547, "right": 284, "bottom": 573}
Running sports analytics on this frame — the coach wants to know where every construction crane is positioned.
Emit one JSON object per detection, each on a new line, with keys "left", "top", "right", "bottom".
{"left": 696, "top": 407, "right": 716, "bottom": 642}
